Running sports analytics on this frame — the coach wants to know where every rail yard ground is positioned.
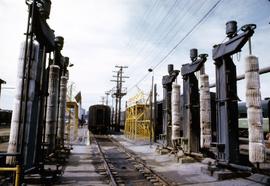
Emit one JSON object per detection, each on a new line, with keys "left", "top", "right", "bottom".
{"left": 50, "top": 127, "right": 270, "bottom": 186}
{"left": 1, "top": 126, "right": 270, "bottom": 185}
{"left": 0, "top": 126, "right": 269, "bottom": 185}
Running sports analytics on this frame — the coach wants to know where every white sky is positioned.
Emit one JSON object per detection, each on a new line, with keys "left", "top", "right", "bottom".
{"left": 0, "top": 0, "right": 270, "bottom": 110}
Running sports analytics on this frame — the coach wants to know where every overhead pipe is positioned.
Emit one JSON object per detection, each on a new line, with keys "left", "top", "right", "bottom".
{"left": 209, "top": 66, "right": 270, "bottom": 88}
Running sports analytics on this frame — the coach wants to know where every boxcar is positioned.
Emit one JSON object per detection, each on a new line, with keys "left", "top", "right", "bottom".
{"left": 88, "top": 104, "right": 111, "bottom": 134}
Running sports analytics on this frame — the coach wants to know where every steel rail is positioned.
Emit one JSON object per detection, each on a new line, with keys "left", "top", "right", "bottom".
{"left": 109, "top": 136, "right": 173, "bottom": 186}
{"left": 93, "top": 135, "right": 117, "bottom": 186}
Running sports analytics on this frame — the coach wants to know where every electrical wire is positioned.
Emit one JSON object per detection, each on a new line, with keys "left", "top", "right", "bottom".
{"left": 127, "top": 0, "right": 195, "bottom": 78}
{"left": 127, "top": 0, "right": 180, "bottom": 69}
{"left": 126, "top": 0, "right": 162, "bottom": 50}
{"left": 136, "top": 0, "right": 208, "bottom": 75}
{"left": 125, "top": 0, "right": 159, "bottom": 48}
{"left": 127, "top": 0, "right": 209, "bottom": 87}
{"left": 127, "top": 0, "right": 189, "bottom": 71}
{"left": 127, "top": 0, "right": 223, "bottom": 92}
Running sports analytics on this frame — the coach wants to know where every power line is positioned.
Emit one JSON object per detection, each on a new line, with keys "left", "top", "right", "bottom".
{"left": 128, "top": 0, "right": 223, "bottom": 92}
{"left": 141, "top": 0, "right": 209, "bottom": 71}
{"left": 127, "top": 0, "right": 194, "bottom": 78}
{"left": 127, "top": 0, "right": 180, "bottom": 69}
{"left": 127, "top": 0, "right": 203, "bottom": 78}
{"left": 126, "top": 0, "right": 161, "bottom": 50}
{"left": 131, "top": 0, "right": 207, "bottom": 76}
{"left": 152, "top": 0, "right": 222, "bottom": 70}
{"left": 125, "top": 0, "right": 158, "bottom": 48}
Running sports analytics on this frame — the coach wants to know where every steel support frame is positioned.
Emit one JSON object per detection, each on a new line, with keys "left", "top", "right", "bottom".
{"left": 181, "top": 52, "right": 207, "bottom": 153}
{"left": 214, "top": 56, "right": 239, "bottom": 163}
{"left": 182, "top": 73, "right": 200, "bottom": 153}
{"left": 212, "top": 22, "right": 255, "bottom": 163}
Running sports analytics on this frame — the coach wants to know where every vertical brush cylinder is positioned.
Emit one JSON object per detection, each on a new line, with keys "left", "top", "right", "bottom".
{"left": 171, "top": 84, "right": 181, "bottom": 141}
{"left": 200, "top": 74, "right": 211, "bottom": 148}
{"left": 45, "top": 65, "right": 60, "bottom": 153}
{"left": 57, "top": 76, "right": 68, "bottom": 145}
{"left": 245, "top": 55, "right": 265, "bottom": 163}
{"left": 6, "top": 40, "right": 39, "bottom": 164}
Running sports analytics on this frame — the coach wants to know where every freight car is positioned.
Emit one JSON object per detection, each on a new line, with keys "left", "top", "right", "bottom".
{"left": 88, "top": 104, "right": 111, "bottom": 134}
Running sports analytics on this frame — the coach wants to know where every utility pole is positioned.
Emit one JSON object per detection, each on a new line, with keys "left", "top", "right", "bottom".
{"left": 148, "top": 68, "right": 154, "bottom": 145}
{"left": 0, "top": 79, "right": 6, "bottom": 108}
{"left": 68, "top": 82, "right": 74, "bottom": 124}
{"left": 101, "top": 96, "right": 105, "bottom": 105}
{"left": 154, "top": 84, "right": 157, "bottom": 142}
{"left": 111, "top": 66, "right": 128, "bottom": 132}
{"left": 105, "top": 91, "right": 110, "bottom": 106}
{"left": 111, "top": 93, "right": 115, "bottom": 131}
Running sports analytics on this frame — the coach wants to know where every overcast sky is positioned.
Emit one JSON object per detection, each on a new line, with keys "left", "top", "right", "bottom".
{"left": 0, "top": 0, "right": 270, "bottom": 110}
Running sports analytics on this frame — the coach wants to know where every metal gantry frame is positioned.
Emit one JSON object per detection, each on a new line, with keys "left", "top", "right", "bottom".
{"left": 66, "top": 101, "right": 79, "bottom": 143}
{"left": 181, "top": 49, "right": 208, "bottom": 153}
{"left": 124, "top": 104, "right": 152, "bottom": 140}
{"left": 212, "top": 21, "right": 256, "bottom": 163}
{"left": 162, "top": 64, "right": 180, "bottom": 147}
{"left": 0, "top": 1, "right": 73, "bottom": 184}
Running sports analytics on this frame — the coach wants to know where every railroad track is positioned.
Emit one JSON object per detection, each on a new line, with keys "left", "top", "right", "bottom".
{"left": 93, "top": 134, "right": 173, "bottom": 186}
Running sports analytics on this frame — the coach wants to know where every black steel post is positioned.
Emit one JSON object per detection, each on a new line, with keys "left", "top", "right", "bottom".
{"left": 162, "top": 64, "right": 179, "bottom": 147}
{"left": 19, "top": 1, "right": 36, "bottom": 169}
{"left": 181, "top": 49, "right": 208, "bottom": 153}
{"left": 0, "top": 79, "right": 6, "bottom": 108}
{"left": 212, "top": 21, "right": 256, "bottom": 163}
{"left": 215, "top": 56, "right": 239, "bottom": 163}
{"left": 35, "top": 45, "right": 47, "bottom": 166}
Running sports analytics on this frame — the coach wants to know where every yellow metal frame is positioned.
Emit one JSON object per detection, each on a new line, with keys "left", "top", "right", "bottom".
{"left": 66, "top": 101, "right": 79, "bottom": 142}
{"left": 124, "top": 104, "right": 153, "bottom": 140}
{"left": 0, "top": 165, "right": 21, "bottom": 186}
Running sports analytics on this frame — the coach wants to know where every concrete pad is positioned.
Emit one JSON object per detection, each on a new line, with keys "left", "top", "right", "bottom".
{"left": 55, "top": 145, "right": 108, "bottom": 186}
{"left": 56, "top": 141, "right": 108, "bottom": 185}
{"left": 112, "top": 134, "right": 267, "bottom": 185}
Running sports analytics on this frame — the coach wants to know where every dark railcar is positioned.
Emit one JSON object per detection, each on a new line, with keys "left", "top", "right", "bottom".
{"left": 238, "top": 99, "right": 270, "bottom": 138}
{"left": 88, "top": 104, "right": 111, "bottom": 134}
{"left": 0, "top": 109, "right": 12, "bottom": 127}
{"left": 120, "top": 111, "right": 125, "bottom": 129}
